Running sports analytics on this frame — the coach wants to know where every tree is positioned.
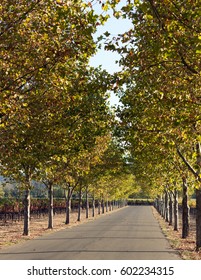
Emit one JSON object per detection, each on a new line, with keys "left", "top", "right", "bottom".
{"left": 0, "top": 0, "right": 105, "bottom": 235}
{"left": 103, "top": 0, "right": 201, "bottom": 249}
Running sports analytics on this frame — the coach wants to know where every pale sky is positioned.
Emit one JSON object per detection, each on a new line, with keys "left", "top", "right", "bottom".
{"left": 89, "top": 2, "right": 132, "bottom": 106}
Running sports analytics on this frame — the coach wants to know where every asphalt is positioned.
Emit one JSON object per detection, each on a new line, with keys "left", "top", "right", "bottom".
{"left": 0, "top": 206, "right": 181, "bottom": 260}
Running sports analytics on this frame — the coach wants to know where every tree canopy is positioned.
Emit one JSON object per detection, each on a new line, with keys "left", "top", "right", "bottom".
{"left": 103, "top": 0, "right": 201, "bottom": 249}
{"left": 1, "top": 0, "right": 201, "bottom": 250}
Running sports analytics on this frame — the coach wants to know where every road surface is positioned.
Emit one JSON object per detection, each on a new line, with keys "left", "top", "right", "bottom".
{"left": 0, "top": 206, "right": 181, "bottom": 260}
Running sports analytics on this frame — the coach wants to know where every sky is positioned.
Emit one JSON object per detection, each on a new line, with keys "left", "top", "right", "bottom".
{"left": 89, "top": 2, "right": 133, "bottom": 106}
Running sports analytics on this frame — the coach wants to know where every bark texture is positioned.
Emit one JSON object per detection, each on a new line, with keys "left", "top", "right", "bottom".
{"left": 92, "top": 197, "right": 95, "bottom": 217}
{"left": 196, "top": 189, "right": 201, "bottom": 250}
{"left": 23, "top": 187, "right": 30, "bottom": 236}
{"left": 169, "top": 192, "right": 173, "bottom": 226}
{"left": 182, "top": 177, "right": 189, "bottom": 238}
{"left": 165, "top": 191, "right": 169, "bottom": 223}
{"left": 174, "top": 189, "right": 179, "bottom": 231}
{"left": 48, "top": 183, "right": 54, "bottom": 229}
{"left": 77, "top": 185, "right": 82, "bottom": 222}
{"left": 65, "top": 187, "right": 72, "bottom": 225}
{"left": 85, "top": 187, "right": 89, "bottom": 219}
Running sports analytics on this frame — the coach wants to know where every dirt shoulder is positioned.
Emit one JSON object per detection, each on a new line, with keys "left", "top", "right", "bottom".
{"left": 152, "top": 206, "right": 201, "bottom": 260}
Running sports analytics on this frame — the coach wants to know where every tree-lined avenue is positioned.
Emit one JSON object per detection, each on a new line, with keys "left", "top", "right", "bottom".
{"left": 1, "top": 0, "right": 201, "bottom": 254}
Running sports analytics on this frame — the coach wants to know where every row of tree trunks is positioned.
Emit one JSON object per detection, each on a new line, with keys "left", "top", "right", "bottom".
{"left": 155, "top": 188, "right": 179, "bottom": 232}
{"left": 155, "top": 182, "right": 190, "bottom": 239}
{"left": 177, "top": 142, "right": 201, "bottom": 250}
{"left": 22, "top": 174, "right": 126, "bottom": 236}
{"left": 64, "top": 198, "right": 123, "bottom": 225}
{"left": 156, "top": 186, "right": 201, "bottom": 251}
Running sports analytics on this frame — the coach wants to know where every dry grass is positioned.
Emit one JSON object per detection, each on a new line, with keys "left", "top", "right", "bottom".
{"left": 152, "top": 206, "right": 201, "bottom": 260}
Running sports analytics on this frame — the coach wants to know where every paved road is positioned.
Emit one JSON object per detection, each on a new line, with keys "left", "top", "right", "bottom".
{"left": 0, "top": 206, "right": 180, "bottom": 260}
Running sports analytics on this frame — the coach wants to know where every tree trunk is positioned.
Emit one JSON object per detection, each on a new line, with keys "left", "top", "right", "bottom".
{"left": 154, "top": 197, "right": 159, "bottom": 212}
{"left": 162, "top": 194, "right": 165, "bottom": 219}
{"left": 101, "top": 199, "right": 105, "bottom": 214}
{"left": 48, "top": 182, "right": 54, "bottom": 229}
{"left": 109, "top": 200, "right": 112, "bottom": 211}
{"left": 173, "top": 189, "right": 179, "bottom": 231}
{"left": 92, "top": 197, "right": 95, "bottom": 217}
{"left": 158, "top": 195, "right": 162, "bottom": 216}
{"left": 182, "top": 177, "right": 190, "bottom": 238}
{"left": 65, "top": 186, "right": 72, "bottom": 225}
{"left": 98, "top": 200, "right": 101, "bottom": 215}
{"left": 196, "top": 189, "right": 201, "bottom": 250}
{"left": 196, "top": 143, "right": 201, "bottom": 250}
{"left": 164, "top": 191, "right": 169, "bottom": 222}
{"left": 106, "top": 198, "right": 108, "bottom": 212}
{"left": 86, "top": 186, "right": 89, "bottom": 219}
{"left": 169, "top": 192, "right": 173, "bottom": 226}
{"left": 77, "top": 185, "right": 82, "bottom": 222}
{"left": 23, "top": 187, "right": 31, "bottom": 236}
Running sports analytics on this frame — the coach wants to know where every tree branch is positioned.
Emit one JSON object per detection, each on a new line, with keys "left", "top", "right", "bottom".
{"left": 177, "top": 148, "right": 201, "bottom": 182}
{"left": 178, "top": 51, "right": 198, "bottom": 74}
{"left": 0, "top": 0, "right": 42, "bottom": 37}
{"left": 147, "top": 0, "right": 166, "bottom": 31}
